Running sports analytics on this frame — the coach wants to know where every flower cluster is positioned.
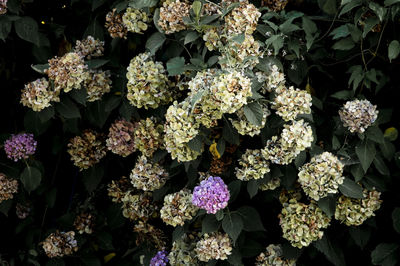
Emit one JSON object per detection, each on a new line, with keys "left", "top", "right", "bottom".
{"left": 195, "top": 232, "right": 232, "bottom": 262}
{"left": 262, "top": 119, "right": 313, "bottom": 165}
{"left": 122, "top": 7, "right": 149, "bottom": 34}
{"left": 133, "top": 117, "right": 164, "bottom": 157}
{"left": 4, "top": 133, "right": 37, "bottom": 162}
{"left": 106, "top": 119, "right": 136, "bottom": 157}
{"left": 41, "top": 231, "right": 78, "bottom": 258}
{"left": 126, "top": 52, "right": 171, "bottom": 109}
{"left": 0, "top": 0, "right": 7, "bottom": 14}
{"left": 121, "top": 191, "right": 157, "bottom": 221}
{"left": 46, "top": 52, "right": 89, "bottom": 93}
{"left": 259, "top": 177, "right": 281, "bottom": 191}
{"left": 130, "top": 155, "right": 168, "bottom": 191}
{"left": 279, "top": 200, "right": 330, "bottom": 248}
{"left": 150, "top": 250, "right": 169, "bottom": 266}
{"left": 236, "top": 149, "right": 270, "bottom": 181}
{"left": 67, "top": 130, "right": 106, "bottom": 170}
{"left": 262, "top": 0, "right": 289, "bottom": 11}
{"left": 16, "top": 203, "right": 31, "bottom": 219}
{"left": 257, "top": 65, "right": 286, "bottom": 94}
{"left": 73, "top": 36, "right": 104, "bottom": 59}
{"left": 134, "top": 221, "right": 167, "bottom": 250}
{"left": 255, "top": 244, "right": 296, "bottom": 266}
{"left": 0, "top": 173, "right": 18, "bottom": 203}
{"left": 168, "top": 233, "right": 200, "bottom": 265}
{"left": 160, "top": 189, "right": 198, "bottom": 227}
{"left": 85, "top": 70, "right": 112, "bottom": 102}
{"left": 230, "top": 105, "right": 270, "bottom": 136}
{"left": 158, "top": 0, "right": 190, "bottom": 34}
{"left": 298, "top": 152, "right": 344, "bottom": 201}
{"left": 339, "top": 99, "right": 378, "bottom": 133}
{"left": 335, "top": 189, "right": 382, "bottom": 226}
{"left": 73, "top": 213, "right": 95, "bottom": 234}
{"left": 107, "top": 176, "right": 131, "bottom": 203}
{"left": 272, "top": 86, "right": 312, "bottom": 121}
{"left": 224, "top": 1, "right": 261, "bottom": 35}
{"left": 20, "top": 78, "right": 60, "bottom": 111}
{"left": 192, "top": 176, "right": 230, "bottom": 214}
{"left": 105, "top": 9, "right": 128, "bottom": 38}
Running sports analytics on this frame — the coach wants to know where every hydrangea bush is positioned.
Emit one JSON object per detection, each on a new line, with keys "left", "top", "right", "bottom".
{"left": 1, "top": 0, "right": 400, "bottom": 265}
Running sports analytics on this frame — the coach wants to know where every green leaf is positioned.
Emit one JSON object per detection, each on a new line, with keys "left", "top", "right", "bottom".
{"left": 184, "top": 31, "right": 199, "bottom": 44}
{"left": 347, "top": 65, "right": 364, "bottom": 91}
{"left": 317, "top": 195, "right": 336, "bottom": 217}
{"left": 55, "top": 97, "right": 81, "bottom": 119}
{"left": 330, "top": 24, "right": 350, "bottom": 40}
{"left": 314, "top": 235, "right": 346, "bottom": 266}
{"left": 0, "top": 200, "right": 13, "bottom": 217}
{"left": 167, "top": 57, "right": 185, "bottom": 76}
{"left": 373, "top": 155, "right": 390, "bottom": 175}
{"left": 330, "top": 90, "right": 353, "bottom": 100}
{"left": 302, "top": 16, "right": 317, "bottom": 35}
{"left": 84, "top": 18, "right": 104, "bottom": 41}
{"left": 24, "top": 110, "right": 50, "bottom": 136}
{"left": 192, "top": 1, "right": 202, "bottom": 17}
{"left": 318, "top": 0, "right": 337, "bottom": 15}
{"left": 38, "top": 106, "right": 55, "bottom": 123}
{"left": 232, "top": 33, "right": 245, "bottom": 44}
{"left": 223, "top": 118, "right": 240, "bottom": 145}
{"left": 20, "top": 166, "right": 42, "bottom": 193}
{"left": 187, "top": 135, "right": 202, "bottom": 153}
{"left": 14, "top": 17, "right": 40, "bottom": 46}
{"left": 237, "top": 206, "right": 265, "bottom": 232}
{"left": 86, "top": 59, "right": 109, "bottom": 69}
{"left": 82, "top": 166, "right": 104, "bottom": 193}
{"left": 202, "top": 214, "right": 219, "bottom": 233}
{"left": 384, "top": 0, "right": 400, "bottom": 6}
{"left": 0, "top": 17, "right": 12, "bottom": 41}
{"left": 92, "top": 0, "right": 107, "bottom": 10}
{"left": 356, "top": 140, "right": 376, "bottom": 173}
{"left": 228, "top": 180, "right": 241, "bottom": 203}
{"left": 349, "top": 226, "right": 371, "bottom": 249}
{"left": 145, "top": 32, "right": 166, "bottom": 55}
{"left": 392, "top": 208, "right": 400, "bottom": 234}
{"left": 362, "top": 17, "right": 379, "bottom": 38}
{"left": 243, "top": 102, "right": 264, "bottom": 126}
{"left": 86, "top": 101, "right": 110, "bottom": 129}
{"left": 279, "top": 21, "right": 301, "bottom": 35}
{"left": 332, "top": 37, "right": 355, "bottom": 50}
{"left": 369, "top": 2, "right": 387, "bottom": 22}
{"left": 247, "top": 180, "right": 258, "bottom": 199}
{"left": 388, "top": 40, "right": 400, "bottom": 62}
{"left": 339, "top": 0, "right": 362, "bottom": 16}
{"left": 31, "top": 63, "right": 49, "bottom": 74}
{"left": 222, "top": 213, "right": 244, "bottom": 244}
{"left": 265, "top": 35, "right": 284, "bottom": 55}
{"left": 366, "top": 126, "right": 384, "bottom": 144}
{"left": 69, "top": 87, "right": 87, "bottom": 106}
{"left": 371, "top": 243, "right": 399, "bottom": 265}
{"left": 129, "top": 0, "right": 158, "bottom": 8}
{"left": 96, "top": 231, "right": 114, "bottom": 250}
{"left": 350, "top": 164, "right": 364, "bottom": 182}
{"left": 339, "top": 178, "right": 364, "bottom": 199}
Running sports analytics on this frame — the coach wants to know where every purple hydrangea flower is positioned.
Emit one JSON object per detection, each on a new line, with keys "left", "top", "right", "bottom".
{"left": 150, "top": 250, "right": 169, "bottom": 266}
{"left": 4, "top": 133, "right": 37, "bottom": 162}
{"left": 192, "top": 176, "right": 230, "bottom": 214}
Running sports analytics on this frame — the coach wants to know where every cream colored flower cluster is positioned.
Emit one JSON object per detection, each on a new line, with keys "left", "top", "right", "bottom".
{"left": 133, "top": 117, "right": 164, "bottom": 157}
{"left": 262, "top": 119, "right": 313, "bottom": 165}
{"left": 41, "top": 231, "right": 78, "bottom": 258}
{"left": 224, "top": 1, "right": 261, "bottom": 35}
{"left": 195, "top": 232, "right": 232, "bottom": 262}
{"left": 0, "top": 173, "right": 18, "bottom": 203}
{"left": 335, "top": 189, "right": 382, "bottom": 226}
{"left": 168, "top": 233, "right": 201, "bottom": 265}
{"left": 73, "top": 213, "right": 95, "bottom": 234}
{"left": 85, "top": 70, "right": 112, "bottom": 102}
{"left": 256, "top": 65, "right": 286, "bottom": 94}
{"left": 230, "top": 105, "right": 270, "bottom": 136}
{"left": 235, "top": 149, "right": 270, "bottom": 181}
{"left": 272, "top": 86, "right": 312, "bottom": 121}
{"left": 160, "top": 189, "right": 198, "bottom": 227}
{"left": 339, "top": 99, "right": 378, "bottom": 133}
{"left": 158, "top": 0, "right": 190, "bottom": 34}
{"left": 255, "top": 244, "right": 296, "bottom": 266}
{"left": 279, "top": 200, "right": 330, "bottom": 248}
{"left": 106, "top": 119, "right": 136, "bottom": 157}
{"left": 130, "top": 155, "right": 168, "bottom": 191}
{"left": 279, "top": 186, "right": 302, "bottom": 204}
{"left": 134, "top": 221, "right": 167, "bottom": 250}
{"left": 122, "top": 7, "right": 149, "bottom": 34}
{"left": 46, "top": 52, "right": 90, "bottom": 93}
{"left": 107, "top": 176, "right": 131, "bottom": 203}
{"left": 298, "top": 152, "right": 344, "bottom": 201}
{"left": 126, "top": 52, "right": 171, "bottom": 109}
{"left": 73, "top": 36, "right": 104, "bottom": 59}
{"left": 121, "top": 191, "right": 157, "bottom": 221}
{"left": 20, "top": 78, "right": 60, "bottom": 112}
{"left": 67, "top": 130, "right": 107, "bottom": 170}
{"left": 105, "top": 9, "right": 128, "bottom": 38}
{"left": 259, "top": 177, "right": 281, "bottom": 191}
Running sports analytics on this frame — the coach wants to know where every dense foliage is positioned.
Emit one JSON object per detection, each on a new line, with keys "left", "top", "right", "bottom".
{"left": 1, "top": 0, "right": 400, "bottom": 265}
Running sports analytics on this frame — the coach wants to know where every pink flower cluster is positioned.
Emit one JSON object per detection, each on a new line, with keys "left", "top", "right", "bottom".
{"left": 4, "top": 133, "right": 37, "bottom": 162}
{"left": 192, "top": 176, "right": 230, "bottom": 214}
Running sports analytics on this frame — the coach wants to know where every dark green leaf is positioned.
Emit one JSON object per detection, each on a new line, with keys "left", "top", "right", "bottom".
{"left": 392, "top": 208, "right": 400, "bottom": 234}
{"left": 24, "top": 110, "right": 50, "bottom": 136}
{"left": 0, "top": 17, "right": 12, "bottom": 41}
{"left": 339, "top": 0, "right": 362, "bottom": 17}
{"left": 202, "top": 214, "right": 219, "bottom": 233}
{"left": 14, "top": 17, "right": 40, "bottom": 46}
{"left": 223, "top": 118, "right": 240, "bottom": 145}
{"left": 314, "top": 235, "right": 346, "bottom": 266}
{"left": 332, "top": 37, "right": 355, "bottom": 50}
{"left": 184, "top": 31, "right": 199, "bottom": 44}
{"left": 69, "top": 87, "right": 87, "bottom": 106}
{"left": 86, "top": 59, "right": 108, "bottom": 69}
{"left": 84, "top": 18, "right": 104, "bottom": 41}
{"left": 55, "top": 97, "right": 81, "bottom": 119}
{"left": 247, "top": 180, "right": 258, "bottom": 199}
{"left": 145, "top": 32, "right": 166, "bottom": 55}
{"left": 167, "top": 57, "right": 185, "bottom": 76}
{"left": 380, "top": 140, "right": 395, "bottom": 160}
{"left": 237, "top": 206, "right": 265, "bottom": 232}
{"left": 317, "top": 195, "right": 336, "bottom": 217}
{"left": 228, "top": 180, "right": 241, "bottom": 203}
{"left": 349, "top": 226, "right": 371, "bottom": 249}
{"left": 38, "top": 106, "right": 55, "bottom": 123}
{"left": 244, "top": 102, "right": 264, "bottom": 126}
{"left": 0, "top": 200, "right": 13, "bottom": 217}
{"left": 129, "top": 0, "right": 158, "bottom": 8}
{"left": 356, "top": 140, "right": 376, "bottom": 172}
{"left": 96, "top": 231, "right": 114, "bottom": 250}
{"left": 339, "top": 178, "right": 364, "bottom": 199}
{"left": 331, "top": 90, "right": 354, "bottom": 100}
{"left": 31, "top": 63, "right": 49, "bottom": 74}
{"left": 388, "top": 40, "right": 400, "bottom": 62}
{"left": 373, "top": 155, "right": 389, "bottom": 175}
{"left": 20, "top": 166, "right": 42, "bottom": 193}
{"left": 318, "top": 0, "right": 337, "bottom": 15}
{"left": 187, "top": 135, "right": 202, "bottom": 153}
{"left": 366, "top": 126, "right": 384, "bottom": 144}
{"left": 350, "top": 164, "right": 364, "bottom": 182}
{"left": 82, "top": 166, "right": 104, "bottom": 193}
{"left": 329, "top": 24, "right": 350, "bottom": 40}
{"left": 222, "top": 213, "right": 244, "bottom": 244}
{"left": 385, "top": 0, "right": 400, "bottom": 6}
{"left": 232, "top": 33, "right": 245, "bottom": 44}
{"left": 371, "top": 243, "right": 399, "bottom": 265}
